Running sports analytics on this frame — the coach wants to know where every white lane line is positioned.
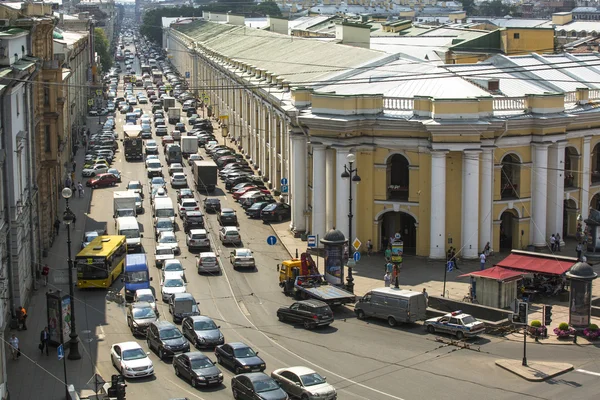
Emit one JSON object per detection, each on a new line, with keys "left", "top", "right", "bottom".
{"left": 576, "top": 369, "right": 600, "bottom": 377}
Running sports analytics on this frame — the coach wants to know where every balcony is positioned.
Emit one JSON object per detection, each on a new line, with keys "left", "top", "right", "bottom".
{"left": 564, "top": 174, "right": 576, "bottom": 189}
{"left": 387, "top": 185, "right": 408, "bottom": 201}
{"left": 592, "top": 172, "right": 600, "bottom": 185}
{"left": 501, "top": 184, "right": 519, "bottom": 199}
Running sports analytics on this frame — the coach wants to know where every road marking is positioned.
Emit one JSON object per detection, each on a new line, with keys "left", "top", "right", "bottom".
{"left": 576, "top": 369, "right": 600, "bottom": 377}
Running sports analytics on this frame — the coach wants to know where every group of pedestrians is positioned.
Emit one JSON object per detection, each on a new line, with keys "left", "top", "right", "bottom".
{"left": 8, "top": 326, "right": 51, "bottom": 361}
{"left": 550, "top": 233, "right": 562, "bottom": 252}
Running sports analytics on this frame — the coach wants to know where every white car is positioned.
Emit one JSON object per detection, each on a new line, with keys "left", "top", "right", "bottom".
{"left": 163, "top": 259, "right": 186, "bottom": 281}
{"left": 154, "top": 244, "right": 175, "bottom": 268}
{"left": 170, "top": 172, "right": 187, "bottom": 188}
{"left": 186, "top": 229, "right": 210, "bottom": 251}
{"left": 158, "top": 231, "right": 180, "bottom": 254}
{"left": 219, "top": 226, "right": 241, "bottom": 245}
{"left": 146, "top": 159, "right": 163, "bottom": 178}
{"left": 161, "top": 277, "right": 186, "bottom": 302}
{"left": 178, "top": 198, "right": 199, "bottom": 217}
{"left": 111, "top": 341, "right": 154, "bottom": 378}
{"left": 271, "top": 367, "right": 337, "bottom": 400}
{"left": 145, "top": 140, "right": 158, "bottom": 154}
{"left": 82, "top": 164, "right": 109, "bottom": 177}
{"left": 168, "top": 163, "right": 184, "bottom": 176}
{"left": 134, "top": 289, "right": 158, "bottom": 314}
{"left": 229, "top": 248, "right": 255, "bottom": 269}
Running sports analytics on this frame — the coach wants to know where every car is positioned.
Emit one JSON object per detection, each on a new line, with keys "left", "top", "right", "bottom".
{"left": 127, "top": 301, "right": 159, "bottom": 336}
{"left": 145, "top": 140, "right": 159, "bottom": 154}
{"left": 240, "top": 193, "right": 274, "bottom": 209}
{"left": 82, "top": 164, "right": 109, "bottom": 177}
{"left": 150, "top": 176, "right": 167, "bottom": 191}
{"left": 196, "top": 252, "right": 219, "bottom": 274}
{"left": 276, "top": 300, "right": 334, "bottom": 330}
{"left": 146, "top": 159, "right": 163, "bottom": 178}
{"left": 245, "top": 201, "right": 276, "bottom": 219}
{"left": 186, "top": 229, "right": 210, "bottom": 251}
{"left": 163, "top": 259, "right": 186, "bottom": 281}
{"left": 175, "top": 122, "right": 186, "bottom": 132}
{"left": 162, "top": 135, "right": 174, "bottom": 147}
{"left": 232, "top": 373, "right": 288, "bottom": 400}
{"left": 88, "top": 110, "right": 99, "bottom": 117}
{"left": 188, "top": 154, "right": 203, "bottom": 165}
{"left": 219, "top": 226, "right": 241, "bottom": 245}
{"left": 160, "top": 277, "right": 186, "bottom": 302}
{"left": 111, "top": 341, "right": 154, "bottom": 378}
{"left": 171, "top": 172, "right": 188, "bottom": 188}
{"left": 203, "top": 198, "right": 221, "bottom": 213}
{"left": 168, "top": 163, "right": 184, "bottom": 176}
{"left": 154, "top": 118, "right": 166, "bottom": 127}
{"left": 107, "top": 168, "right": 122, "bottom": 182}
{"left": 229, "top": 248, "right": 255, "bottom": 270}
{"left": 151, "top": 188, "right": 168, "bottom": 205}
{"left": 271, "top": 367, "right": 337, "bottom": 400}
{"left": 217, "top": 208, "right": 238, "bottom": 226}
{"left": 169, "top": 292, "right": 200, "bottom": 323}
{"left": 127, "top": 181, "right": 144, "bottom": 198}
{"left": 173, "top": 351, "right": 223, "bottom": 387}
{"left": 154, "top": 245, "right": 175, "bottom": 269}
{"left": 158, "top": 231, "right": 180, "bottom": 254}
{"left": 156, "top": 125, "right": 168, "bottom": 136}
{"left": 176, "top": 189, "right": 194, "bottom": 203}
{"left": 154, "top": 217, "right": 174, "bottom": 238}
{"left": 178, "top": 198, "right": 199, "bottom": 217}
{"left": 424, "top": 311, "right": 486, "bottom": 339}
{"left": 87, "top": 173, "right": 119, "bottom": 188}
{"left": 232, "top": 186, "right": 262, "bottom": 200}
{"left": 83, "top": 158, "right": 109, "bottom": 169}
{"left": 133, "top": 289, "right": 158, "bottom": 315}
{"left": 261, "top": 203, "right": 291, "bottom": 223}
{"left": 146, "top": 320, "right": 190, "bottom": 359}
{"left": 182, "top": 211, "right": 204, "bottom": 233}
{"left": 81, "top": 230, "right": 101, "bottom": 249}
{"left": 215, "top": 342, "right": 265, "bottom": 374}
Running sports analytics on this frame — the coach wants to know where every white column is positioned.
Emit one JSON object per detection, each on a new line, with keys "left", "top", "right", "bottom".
{"left": 335, "top": 148, "right": 351, "bottom": 239}
{"left": 311, "top": 144, "right": 327, "bottom": 239}
{"left": 479, "top": 147, "right": 494, "bottom": 253}
{"left": 430, "top": 151, "right": 447, "bottom": 259}
{"left": 532, "top": 143, "right": 550, "bottom": 247}
{"left": 461, "top": 150, "right": 480, "bottom": 259}
{"left": 325, "top": 148, "right": 335, "bottom": 231}
{"left": 582, "top": 136, "right": 591, "bottom": 222}
{"left": 290, "top": 134, "right": 307, "bottom": 232}
{"left": 547, "top": 142, "right": 566, "bottom": 243}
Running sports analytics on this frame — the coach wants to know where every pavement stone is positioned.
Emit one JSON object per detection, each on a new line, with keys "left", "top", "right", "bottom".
{"left": 495, "top": 359, "right": 574, "bottom": 381}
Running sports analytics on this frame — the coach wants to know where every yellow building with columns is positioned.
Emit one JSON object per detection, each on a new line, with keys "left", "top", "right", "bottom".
{"left": 167, "top": 18, "right": 600, "bottom": 259}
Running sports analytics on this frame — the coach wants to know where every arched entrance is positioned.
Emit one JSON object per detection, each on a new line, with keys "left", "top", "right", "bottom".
{"left": 500, "top": 209, "right": 519, "bottom": 250}
{"left": 563, "top": 199, "right": 578, "bottom": 237}
{"left": 379, "top": 211, "right": 417, "bottom": 255}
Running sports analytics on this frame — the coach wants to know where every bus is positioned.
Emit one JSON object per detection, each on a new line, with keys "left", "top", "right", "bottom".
{"left": 152, "top": 70, "right": 162, "bottom": 84}
{"left": 75, "top": 235, "right": 127, "bottom": 289}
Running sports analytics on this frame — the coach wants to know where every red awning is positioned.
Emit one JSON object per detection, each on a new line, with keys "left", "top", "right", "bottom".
{"left": 459, "top": 266, "right": 524, "bottom": 282}
{"left": 495, "top": 253, "right": 575, "bottom": 275}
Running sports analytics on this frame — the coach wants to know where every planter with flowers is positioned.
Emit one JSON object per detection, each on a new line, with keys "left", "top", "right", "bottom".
{"left": 527, "top": 320, "right": 546, "bottom": 337}
{"left": 554, "top": 322, "right": 576, "bottom": 338}
{"left": 583, "top": 324, "right": 600, "bottom": 340}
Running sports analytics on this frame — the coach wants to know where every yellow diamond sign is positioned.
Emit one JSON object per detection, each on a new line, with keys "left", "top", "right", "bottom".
{"left": 352, "top": 238, "right": 362, "bottom": 251}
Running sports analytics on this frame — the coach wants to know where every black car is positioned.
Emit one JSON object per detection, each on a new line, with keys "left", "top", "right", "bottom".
{"left": 231, "top": 373, "right": 288, "bottom": 400}
{"left": 245, "top": 201, "right": 276, "bottom": 219}
{"left": 173, "top": 352, "right": 223, "bottom": 388}
{"left": 203, "top": 198, "right": 221, "bottom": 213}
{"left": 183, "top": 211, "right": 205, "bottom": 233}
{"left": 261, "top": 203, "right": 291, "bottom": 223}
{"left": 225, "top": 176, "right": 263, "bottom": 191}
{"left": 182, "top": 316, "right": 225, "bottom": 348}
{"left": 146, "top": 320, "right": 190, "bottom": 359}
{"left": 277, "top": 300, "right": 334, "bottom": 330}
{"left": 176, "top": 188, "right": 195, "bottom": 203}
{"left": 217, "top": 208, "right": 238, "bottom": 226}
{"left": 215, "top": 342, "right": 265, "bottom": 374}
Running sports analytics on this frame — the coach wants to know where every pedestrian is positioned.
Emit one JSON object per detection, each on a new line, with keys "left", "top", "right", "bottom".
{"left": 386, "top": 262, "right": 394, "bottom": 276}
{"left": 41, "top": 264, "right": 49, "bottom": 286}
{"left": 77, "top": 182, "right": 84, "bottom": 197}
{"left": 422, "top": 288, "right": 429, "bottom": 306}
{"left": 393, "top": 264, "right": 400, "bottom": 288}
{"left": 384, "top": 271, "right": 391, "bottom": 287}
{"left": 556, "top": 233, "right": 561, "bottom": 252}
{"left": 17, "top": 306, "right": 27, "bottom": 330}
{"left": 384, "top": 246, "right": 392, "bottom": 262}
{"left": 54, "top": 218, "right": 60, "bottom": 235}
{"left": 367, "top": 239, "right": 373, "bottom": 256}
{"left": 550, "top": 234, "right": 556, "bottom": 252}
{"left": 8, "top": 334, "right": 19, "bottom": 360}
{"left": 451, "top": 248, "right": 460, "bottom": 270}
{"left": 72, "top": 161, "right": 76, "bottom": 173}
{"left": 65, "top": 176, "right": 72, "bottom": 190}
{"left": 479, "top": 251, "right": 486, "bottom": 271}
{"left": 576, "top": 242, "right": 583, "bottom": 260}
{"left": 483, "top": 242, "right": 490, "bottom": 257}
{"left": 39, "top": 327, "right": 50, "bottom": 355}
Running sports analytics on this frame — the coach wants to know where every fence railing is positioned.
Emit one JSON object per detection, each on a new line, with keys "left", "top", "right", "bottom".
{"left": 492, "top": 97, "right": 526, "bottom": 111}
{"left": 383, "top": 97, "right": 414, "bottom": 111}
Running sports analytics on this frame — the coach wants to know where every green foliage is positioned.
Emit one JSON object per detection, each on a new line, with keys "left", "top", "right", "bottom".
{"left": 255, "top": 1, "right": 282, "bottom": 17}
{"left": 558, "top": 322, "right": 570, "bottom": 331}
{"left": 530, "top": 320, "right": 542, "bottom": 328}
{"left": 476, "top": 0, "right": 521, "bottom": 17}
{"left": 94, "top": 28, "right": 112, "bottom": 72}
{"left": 589, "top": 324, "right": 599, "bottom": 331}
{"left": 460, "top": 0, "right": 476, "bottom": 15}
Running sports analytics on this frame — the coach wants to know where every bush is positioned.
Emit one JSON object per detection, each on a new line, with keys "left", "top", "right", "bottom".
{"left": 558, "top": 322, "right": 570, "bottom": 331}
{"left": 530, "top": 320, "right": 542, "bottom": 327}
{"left": 589, "top": 324, "right": 599, "bottom": 331}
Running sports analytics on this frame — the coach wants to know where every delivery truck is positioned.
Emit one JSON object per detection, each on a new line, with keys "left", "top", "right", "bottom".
{"left": 123, "top": 125, "right": 143, "bottom": 161}
{"left": 113, "top": 191, "right": 137, "bottom": 218}
{"left": 162, "top": 96, "right": 176, "bottom": 111}
{"left": 167, "top": 107, "right": 181, "bottom": 124}
{"left": 192, "top": 160, "right": 217, "bottom": 194}
{"left": 180, "top": 136, "right": 198, "bottom": 158}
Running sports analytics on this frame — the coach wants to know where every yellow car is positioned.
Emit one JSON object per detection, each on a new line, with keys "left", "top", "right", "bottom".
{"left": 83, "top": 158, "right": 109, "bottom": 169}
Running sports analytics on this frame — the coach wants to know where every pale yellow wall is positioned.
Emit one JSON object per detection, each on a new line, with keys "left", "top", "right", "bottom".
{"left": 445, "top": 152, "right": 463, "bottom": 250}
{"left": 502, "top": 28, "right": 555, "bottom": 55}
{"left": 357, "top": 150, "right": 376, "bottom": 247}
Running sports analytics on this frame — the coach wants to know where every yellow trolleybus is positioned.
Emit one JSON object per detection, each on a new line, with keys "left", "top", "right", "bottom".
{"left": 76, "top": 235, "right": 127, "bottom": 289}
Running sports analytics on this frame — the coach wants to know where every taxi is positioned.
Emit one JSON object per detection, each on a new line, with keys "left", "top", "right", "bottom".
{"left": 424, "top": 311, "right": 485, "bottom": 339}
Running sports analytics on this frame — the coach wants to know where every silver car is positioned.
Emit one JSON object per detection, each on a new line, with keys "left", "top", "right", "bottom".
{"left": 196, "top": 252, "right": 219, "bottom": 274}
{"left": 271, "top": 366, "right": 337, "bottom": 400}
{"left": 127, "top": 301, "right": 158, "bottom": 336}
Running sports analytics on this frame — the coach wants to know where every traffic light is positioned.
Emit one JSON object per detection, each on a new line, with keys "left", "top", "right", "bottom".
{"left": 544, "top": 305, "right": 553, "bottom": 325}
{"left": 512, "top": 302, "right": 528, "bottom": 324}
{"left": 108, "top": 374, "right": 126, "bottom": 400}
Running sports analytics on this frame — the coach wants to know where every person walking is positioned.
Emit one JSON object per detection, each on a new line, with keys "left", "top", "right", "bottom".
{"left": 450, "top": 248, "right": 460, "bottom": 270}
{"left": 8, "top": 334, "right": 19, "bottom": 360}
{"left": 479, "top": 252, "right": 486, "bottom": 270}
{"left": 386, "top": 262, "right": 394, "bottom": 276}
{"left": 422, "top": 288, "right": 429, "bottom": 306}
{"left": 576, "top": 242, "right": 583, "bottom": 260}
{"left": 367, "top": 239, "right": 373, "bottom": 256}
{"left": 70, "top": 172, "right": 76, "bottom": 190}
{"left": 384, "top": 271, "right": 391, "bottom": 287}
{"left": 17, "top": 306, "right": 27, "bottom": 330}
{"left": 65, "top": 176, "right": 72, "bottom": 191}
{"left": 77, "top": 182, "right": 84, "bottom": 198}
{"left": 54, "top": 218, "right": 60, "bottom": 236}
{"left": 39, "top": 327, "right": 50, "bottom": 355}
{"left": 41, "top": 264, "right": 50, "bottom": 286}
{"left": 483, "top": 242, "right": 491, "bottom": 257}
{"left": 72, "top": 161, "right": 77, "bottom": 173}
{"left": 384, "top": 246, "right": 392, "bottom": 263}
{"left": 550, "top": 234, "right": 556, "bottom": 252}
{"left": 556, "top": 233, "right": 561, "bottom": 252}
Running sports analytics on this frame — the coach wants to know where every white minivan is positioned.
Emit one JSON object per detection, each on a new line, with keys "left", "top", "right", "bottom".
{"left": 116, "top": 216, "right": 143, "bottom": 253}
{"left": 153, "top": 197, "right": 176, "bottom": 224}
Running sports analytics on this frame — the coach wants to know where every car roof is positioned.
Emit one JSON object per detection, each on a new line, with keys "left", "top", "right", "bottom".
{"left": 185, "top": 351, "right": 209, "bottom": 360}
{"left": 153, "top": 320, "right": 176, "bottom": 330}
{"left": 199, "top": 252, "right": 217, "bottom": 258}
{"left": 276, "top": 366, "right": 316, "bottom": 376}
{"left": 135, "top": 288, "right": 153, "bottom": 295}
{"left": 229, "top": 342, "right": 250, "bottom": 349}
{"left": 172, "top": 293, "right": 194, "bottom": 300}
{"left": 114, "top": 341, "right": 143, "bottom": 351}
{"left": 235, "top": 248, "right": 252, "bottom": 254}
{"left": 182, "top": 198, "right": 197, "bottom": 203}
{"left": 222, "top": 226, "right": 239, "bottom": 232}
{"left": 244, "top": 372, "right": 271, "bottom": 382}
{"left": 185, "top": 211, "right": 203, "bottom": 217}
{"left": 297, "top": 299, "right": 329, "bottom": 308}
{"left": 131, "top": 301, "right": 152, "bottom": 308}
{"left": 189, "top": 229, "right": 207, "bottom": 234}
{"left": 221, "top": 208, "right": 235, "bottom": 212}
{"left": 164, "top": 259, "right": 182, "bottom": 266}
{"left": 160, "top": 231, "right": 176, "bottom": 237}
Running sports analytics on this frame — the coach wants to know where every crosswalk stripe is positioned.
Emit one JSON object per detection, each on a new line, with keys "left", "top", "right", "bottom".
{"left": 576, "top": 369, "right": 600, "bottom": 377}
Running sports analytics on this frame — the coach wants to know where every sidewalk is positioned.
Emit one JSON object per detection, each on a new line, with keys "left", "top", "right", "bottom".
{"left": 5, "top": 117, "right": 103, "bottom": 400}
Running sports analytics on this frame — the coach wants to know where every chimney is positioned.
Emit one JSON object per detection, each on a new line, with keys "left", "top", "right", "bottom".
{"left": 335, "top": 21, "right": 371, "bottom": 49}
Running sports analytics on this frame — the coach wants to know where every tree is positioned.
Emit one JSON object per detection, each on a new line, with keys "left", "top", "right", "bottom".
{"left": 255, "top": 1, "right": 282, "bottom": 17}
{"left": 478, "top": 0, "right": 516, "bottom": 17}
{"left": 460, "top": 0, "right": 476, "bottom": 15}
{"left": 94, "top": 28, "right": 112, "bottom": 72}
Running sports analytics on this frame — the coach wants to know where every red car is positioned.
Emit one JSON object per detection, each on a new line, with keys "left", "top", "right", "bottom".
{"left": 232, "top": 186, "right": 270, "bottom": 200}
{"left": 87, "top": 173, "right": 119, "bottom": 188}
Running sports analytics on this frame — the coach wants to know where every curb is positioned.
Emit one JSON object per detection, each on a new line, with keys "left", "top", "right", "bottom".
{"left": 271, "top": 227, "right": 294, "bottom": 260}
{"left": 496, "top": 360, "right": 574, "bottom": 382}
{"left": 501, "top": 334, "right": 595, "bottom": 346}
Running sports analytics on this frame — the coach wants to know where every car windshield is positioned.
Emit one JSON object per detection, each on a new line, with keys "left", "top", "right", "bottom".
{"left": 249, "top": 203, "right": 264, "bottom": 210}
{"left": 122, "top": 348, "right": 147, "bottom": 361}
{"left": 156, "top": 220, "right": 173, "bottom": 229}
{"left": 128, "top": 182, "right": 141, "bottom": 190}
{"left": 222, "top": 211, "right": 235, "bottom": 216}
{"left": 253, "top": 379, "right": 280, "bottom": 393}
{"left": 137, "top": 294, "right": 154, "bottom": 303}
{"left": 194, "top": 320, "right": 217, "bottom": 330}
{"left": 191, "top": 358, "right": 214, "bottom": 369}
{"left": 160, "top": 328, "right": 182, "bottom": 340}
{"left": 133, "top": 307, "right": 156, "bottom": 319}
{"left": 263, "top": 204, "right": 277, "bottom": 211}
{"left": 151, "top": 178, "right": 165, "bottom": 185}
{"left": 159, "top": 235, "right": 176, "bottom": 244}
{"left": 300, "top": 373, "right": 326, "bottom": 387}
{"left": 125, "top": 270, "right": 148, "bottom": 283}
{"left": 120, "top": 229, "right": 140, "bottom": 239}
{"left": 236, "top": 250, "right": 251, "bottom": 257}
{"left": 233, "top": 347, "right": 256, "bottom": 358}
{"left": 461, "top": 316, "right": 476, "bottom": 324}
{"left": 84, "top": 233, "right": 99, "bottom": 242}
{"left": 156, "top": 248, "right": 173, "bottom": 256}
{"left": 164, "top": 262, "right": 182, "bottom": 271}
{"left": 164, "top": 279, "right": 183, "bottom": 287}
{"left": 148, "top": 162, "right": 161, "bottom": 168}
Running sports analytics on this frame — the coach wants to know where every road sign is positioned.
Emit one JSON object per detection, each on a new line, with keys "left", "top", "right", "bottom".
{"left": 185, "top": 71, "right": 190, "bottom": 78}
{"left": 87, "top": 99, "right": 93, "bottom": 106}
{"left": 87, "top": 373, "right": 106, "bottom": 394}
{"left": 280, "top": 185, "right": 289, "bottom": 194}
{"left": 307, "top": 235, "right": 317, "bottom": 248}
{"left": 353, "top": 251, "right": 361, "bottom": 262}
{"left": 267, "top": 235, "right": 277, "bottom": 246}
{"left": 95, "top": 89, "right": 102, "bottom": 96}
{"left": 352, "top": 238, "right": 362, "bottom": 251}
{"left": 281, "top": 177, "right": 288, "bottom": 185}
{"left": 57, "top": 344, "right": 64, "bottom": 360}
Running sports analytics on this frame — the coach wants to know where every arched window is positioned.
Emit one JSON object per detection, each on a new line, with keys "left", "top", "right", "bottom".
{"left": 387, "top": 154, "right": 409, "bottom": 201}
{"left": 501, "top": 154, "right": 520, "bottom": 199}
{"left": 564, "top": 147, "right": 579, "bottom": 188}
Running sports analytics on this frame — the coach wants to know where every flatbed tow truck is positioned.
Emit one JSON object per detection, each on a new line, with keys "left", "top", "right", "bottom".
{"left": 278, "top": 253, "right": 356, "bottom": 306}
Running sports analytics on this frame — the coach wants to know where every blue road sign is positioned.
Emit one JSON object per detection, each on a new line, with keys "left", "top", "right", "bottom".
{"left": 307, "top": 235, "right": 317, "bottom": 248}
{"left": 58, "top": 344, "right": 64, "bottom": 360}
{"left": 185, "top": 71, "right": 190, "bottom": 78}
{"left": 267, "top": 235, "right": 277, "bottom": 246}
{"left": 280, "top": 177, "right": 288, "bottom": 185}
{"left": 280, "top": 185, "right": 289, "bottom": 194}
{"left": 353, "top": 251, "right": 361, "bottom": 262}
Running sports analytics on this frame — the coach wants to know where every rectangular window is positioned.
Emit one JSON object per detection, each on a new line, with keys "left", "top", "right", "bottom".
{"left": 44, "top": 125, "right": 51, "bottom": 152}
{"left": 513, "top": 33, "right": 520, "bottom": 39}
{"left": 43, "top": 82, "right": 50, "bottom": 106}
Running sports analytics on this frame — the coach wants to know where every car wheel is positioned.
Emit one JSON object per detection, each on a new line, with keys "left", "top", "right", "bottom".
{"left": 191, "top": 377, "right": 198, "bottom": 388}
{"left": 456, "top": 331, "right": 464, "bottom": 340}
{"left": 159, "top": 348, "right": 165, "bottom": 359}
{"left": 277, "top": 214, "right": 283, "bottom": 222}
{"left": 232, "top": 388, "right": 239, "bottom": 399}
{"left": 301, "top": 395, "right": 310, "bottom": 400}
{"left": 91, "top": 173, "right": 96, "bottom": 177}
{"left": 216, "top": 354, "right": 222, "bottom": 364}
{"left": 388, "top": 317, "right": 397, "bottom": 327}
{"left": 356, "top": 310, "right": 366, "bottom": 320}
{"left": 427, "top": 325, "right": 436, "bottom": 334}
{"left": 93, "top": 185, "right": 98, "bottom": 189}
{"left": 174, "top": 366, "right": 180, "bottom": 376}
{"left": 278, "top": 313, "right": 285, "bottom": 322}
{"left": 303, "top": 320, "right": 313, "bottom": 330}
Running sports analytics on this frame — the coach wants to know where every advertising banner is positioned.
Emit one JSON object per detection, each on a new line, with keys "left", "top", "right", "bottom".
{"left": 324, "top": 246, "right": 344, "bottom": 286}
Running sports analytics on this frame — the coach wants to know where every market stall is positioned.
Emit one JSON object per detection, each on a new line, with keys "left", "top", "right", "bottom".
{"left": 459, "top": 267, "right": 524, "bottom": 308}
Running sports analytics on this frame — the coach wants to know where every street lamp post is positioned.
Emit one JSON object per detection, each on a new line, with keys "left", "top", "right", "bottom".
{"left": 62, "top": 188, "right": 81, "bottom": 360}
{"left": 341, "top": 153, "right": 361, "bottom": 293}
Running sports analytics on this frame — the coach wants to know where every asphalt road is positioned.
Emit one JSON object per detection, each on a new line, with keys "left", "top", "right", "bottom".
{"left": 70, "top": 38, "right": 600, "bottom": 400}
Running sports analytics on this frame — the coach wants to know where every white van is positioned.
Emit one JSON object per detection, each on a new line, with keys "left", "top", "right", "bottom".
{"left": 116, "top": 216, "right": 143, "bottom": 253}
{"left": 354, "top": 288, "right": 427, "bottom": 327}
{"left": 153, "top": 197, "right": 176, "bottom": 223}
